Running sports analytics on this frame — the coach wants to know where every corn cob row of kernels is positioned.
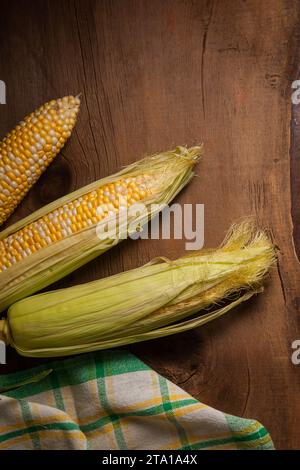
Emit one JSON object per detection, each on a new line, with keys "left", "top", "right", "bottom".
{"left": 0, "top": 173, "right": 153, "bottom": 271}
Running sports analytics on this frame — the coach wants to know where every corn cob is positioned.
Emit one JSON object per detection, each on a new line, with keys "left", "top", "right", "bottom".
{"left": 0, "top": 146, "right": 202, "bottom": 312}
{"left": 0, "top": 221, "right": 275, "bottom": 358}
{"left": 0, "top": 96, "right": 80, "bottom": 226}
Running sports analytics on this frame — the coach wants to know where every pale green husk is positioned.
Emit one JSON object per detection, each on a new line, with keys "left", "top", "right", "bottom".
{"left": 0, "top": 146, "right": 202, "bottom": 312}
{"left": 1, "top": 220, "right": 276, "bottom": 357}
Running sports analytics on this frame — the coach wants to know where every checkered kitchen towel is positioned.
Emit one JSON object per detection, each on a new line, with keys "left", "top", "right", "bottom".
{"left": 0, "top": 350, "right": 274, "bottom": 450}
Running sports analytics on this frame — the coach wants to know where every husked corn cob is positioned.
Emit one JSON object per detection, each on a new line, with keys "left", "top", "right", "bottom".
{"left": 0, "top": 146, "right": 202, "bottom": 312}
{"left": 0, "top": 174, "right": 153, "bottom": 270}
{"left": 0, "top": 96, "right": 80, "bottom": 226}
{"left": 0, "top": 221, "right": 276, "bottom": 358}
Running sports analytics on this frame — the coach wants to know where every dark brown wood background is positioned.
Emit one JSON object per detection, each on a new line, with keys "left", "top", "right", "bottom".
{"left": 0, "top": 0, "right": 299, "bottom": 450}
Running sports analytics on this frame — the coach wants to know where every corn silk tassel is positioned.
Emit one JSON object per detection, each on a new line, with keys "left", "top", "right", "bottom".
{"left": 0, "top": 220, "right": 276, "bottom": 357}
{"left": 0, "top": 146, "right": 202, "bottom": 312}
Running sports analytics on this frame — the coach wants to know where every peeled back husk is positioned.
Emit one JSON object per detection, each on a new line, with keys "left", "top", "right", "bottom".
{"left": 0, "top": 220, "right": 276, "bottom": 357}
{"left": 0, "top": 145, "right": 202, "bottom": 312}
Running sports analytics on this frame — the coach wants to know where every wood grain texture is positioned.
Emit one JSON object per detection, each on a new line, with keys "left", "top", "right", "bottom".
{"left": 0, "top": 0, "right": 299, "bottom": 449}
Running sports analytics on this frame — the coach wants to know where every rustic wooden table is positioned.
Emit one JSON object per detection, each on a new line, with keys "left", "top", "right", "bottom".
{"left": 0, "top": 0, "right": 299, "bottom": 450}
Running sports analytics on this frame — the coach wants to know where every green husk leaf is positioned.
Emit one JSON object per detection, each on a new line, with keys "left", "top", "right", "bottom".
{"left": 2, "top": 220, "right": 276, "bottom": 358}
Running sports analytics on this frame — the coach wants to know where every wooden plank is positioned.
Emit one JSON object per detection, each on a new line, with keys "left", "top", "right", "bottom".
{"left": 0, "top": 0, "right": 299, "bottom": 449}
